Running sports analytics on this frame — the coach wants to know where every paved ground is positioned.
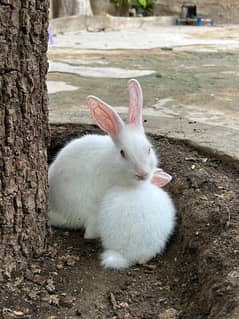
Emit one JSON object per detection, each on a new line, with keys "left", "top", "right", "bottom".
{"left": 48, "top": 24, "right": 239, "bottom": 160}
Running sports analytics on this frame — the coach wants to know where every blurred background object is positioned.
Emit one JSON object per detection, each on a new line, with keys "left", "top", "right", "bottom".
{"left": 50, "top": 0, "right": 93, "bottom": 18}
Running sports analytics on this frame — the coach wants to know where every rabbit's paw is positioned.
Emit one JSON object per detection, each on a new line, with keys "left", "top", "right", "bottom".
{"left": 84, "top": 219, "right": 98, "bottom": 239}
{"left": 100, "top": 250, "right": 130, "bottom": 270}
{"left": 84, "top": 227, "right": 98, "bottom": 239}
{"left": 137, "top": 256, "right": 152, "bottom": 265}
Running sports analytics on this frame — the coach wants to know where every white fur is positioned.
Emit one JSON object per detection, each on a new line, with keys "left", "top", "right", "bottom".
{"left": 48, "top": 79, "right": 175, "bottom": 265}
{"left": 98, "top": 182, "right": 176, "bottom": 269}
{"left": 48, "top": 127, "right": 157, "bottom": 237}
{"left": 48, "top": 80, "right": 158, "bottom": 237}
{"left": 100, "top": 250, "right": 130, "bottom": 269}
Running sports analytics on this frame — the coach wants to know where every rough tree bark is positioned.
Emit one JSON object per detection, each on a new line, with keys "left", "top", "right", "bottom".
{"left": 0, "top": 1, "right": 49, "bottom": 278}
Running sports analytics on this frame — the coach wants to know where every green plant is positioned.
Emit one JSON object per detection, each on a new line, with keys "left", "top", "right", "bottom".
{"left": 112, "top": 0, "right": 130, "bottom": 7}
{"left": 138, "top": 0, "right": 147, "bottom": 8}
{"left": 111, "top": 0, "right": 156, "bottom": 16}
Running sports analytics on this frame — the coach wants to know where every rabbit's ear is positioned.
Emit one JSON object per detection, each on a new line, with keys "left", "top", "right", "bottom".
{"left": 128, "top": 79, "right": 143, "bottom": 128}
{"left": 87, "top": 96, "right": 124, "bottom": 138}
{"left": 151, "top": 169, "right": 172, "bottom": 187}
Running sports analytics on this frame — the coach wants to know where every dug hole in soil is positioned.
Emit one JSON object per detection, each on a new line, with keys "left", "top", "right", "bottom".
{"left": 1, "top": 124, "right": 238, "bottom": 319}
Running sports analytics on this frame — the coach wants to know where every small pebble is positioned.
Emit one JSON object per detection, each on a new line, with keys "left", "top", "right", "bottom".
{"left": 159, "top": 307, "right": 179, "bottom": 319}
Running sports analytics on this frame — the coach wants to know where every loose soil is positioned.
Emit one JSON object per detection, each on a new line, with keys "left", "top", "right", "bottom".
{"left": 0, "top": 125, "right": 238, "bottom": 319}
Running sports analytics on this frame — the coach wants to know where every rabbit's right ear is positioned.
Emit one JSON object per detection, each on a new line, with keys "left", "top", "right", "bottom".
{"left": 128, "top": 79, "right": 143, "bottom": 128}
{"left": 151, "top": 168, "right": 172, "bottom": 187}
{"left": 87, "top": 96, "right": 124, "bottom": 139}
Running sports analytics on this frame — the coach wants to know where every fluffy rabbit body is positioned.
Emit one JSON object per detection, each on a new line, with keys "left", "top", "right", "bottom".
{"left": 98, "top": 182, "right": 176, "bottom": 269}
{"left": 48, "top": 80, "right": 163, "bottom": 239}
{"left": 48, "top": 134, "right": 117, "bottom": 237}
{"left": 48, "top": 129, "right": 157, "bottom": 238}
{"left": 48, "top": 79, "right": 176, "bottom": 268}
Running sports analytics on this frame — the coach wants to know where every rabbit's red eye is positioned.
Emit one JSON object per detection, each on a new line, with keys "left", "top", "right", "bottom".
{"left": 120, "top": 149, "right": 126, "bottom": 159}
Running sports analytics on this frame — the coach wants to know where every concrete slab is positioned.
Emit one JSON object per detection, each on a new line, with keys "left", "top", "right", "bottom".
{"left": 48, "top": 25, "right": 239, "bottom": 161}
{"left": 50, "top": 15, "right": 177, "bottom": 34}
{"left": 49, "top": 25, "right": 239, "bottom": 51}
{"left": 49, "top": 105, "right": 239, "bottom": 160}
{"left": 49, "top": 61, "right": 155, "bottom": 78}
{"left": 47, "top": 80, "right": 79, "bottom": 94}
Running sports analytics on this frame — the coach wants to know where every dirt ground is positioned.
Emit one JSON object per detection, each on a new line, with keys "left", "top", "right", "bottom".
{"left": 1, "top": 125, "right": 238, "bottom": 319}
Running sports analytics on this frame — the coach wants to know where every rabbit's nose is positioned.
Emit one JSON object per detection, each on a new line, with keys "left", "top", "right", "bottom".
{"left": 135, "top": 168, "right": 149, "bottom": 180}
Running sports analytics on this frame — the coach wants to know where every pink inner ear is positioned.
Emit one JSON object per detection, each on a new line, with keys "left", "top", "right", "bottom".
{"left": 151, "top": 168, "right": 172, "bottom": 187}
{"left": 128, "top": 80, "right": 143, "bottom": 127}
{"left": 128, "top": 83, "right": 139, "bottom": 124}
{"left": 88, "top": 96, "right": 123, "bottom": 138}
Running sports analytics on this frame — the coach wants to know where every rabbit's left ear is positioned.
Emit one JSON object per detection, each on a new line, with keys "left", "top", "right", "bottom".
{"left": 151, "top": 169, "right": 172, "bottom": 187}
{"left": 128, "top": 79, "right": 143, "bottom": 128}
{"left": 87, "top": 96, "right": 124, "bottom": 139}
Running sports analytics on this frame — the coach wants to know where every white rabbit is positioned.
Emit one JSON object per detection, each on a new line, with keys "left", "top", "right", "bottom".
{"left": 98, "top": 180, "right": 176, "bottom": 269}
{"left": 48, "top": 79, "right": 172, "bottom": 240}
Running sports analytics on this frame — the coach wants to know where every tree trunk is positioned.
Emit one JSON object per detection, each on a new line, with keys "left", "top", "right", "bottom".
{"left": 119, "top": 0, "right": 130, "bottom": 16}
{"left": 0, "top": 1, "right": 49, "bottom": 278}
{"left": 90, "top": 0, "right": 116, "bottom": 16}
{"left": 50, "top": 0, "right": 93, "bottom": 18}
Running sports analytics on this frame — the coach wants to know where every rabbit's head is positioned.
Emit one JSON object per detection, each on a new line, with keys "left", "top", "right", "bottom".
{"left": 87, "top": 79, "right": 158, "bottom": 184}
